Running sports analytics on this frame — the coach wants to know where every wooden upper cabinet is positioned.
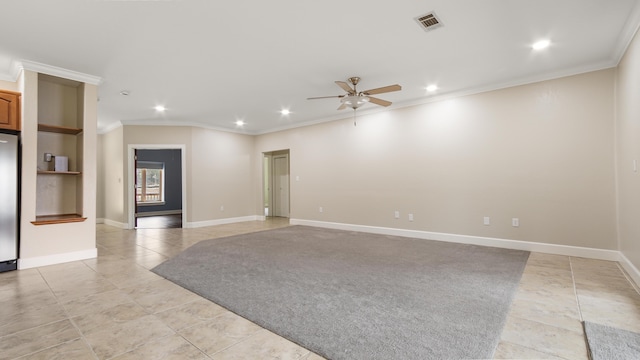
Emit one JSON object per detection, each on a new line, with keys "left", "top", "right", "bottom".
{"left": 0, "top": 90, "right": 21, "bottom": 131}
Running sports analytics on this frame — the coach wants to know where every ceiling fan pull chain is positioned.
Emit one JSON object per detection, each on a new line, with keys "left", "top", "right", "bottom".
{"left": 353, "top": 109, "right": 357, "bottom": 126}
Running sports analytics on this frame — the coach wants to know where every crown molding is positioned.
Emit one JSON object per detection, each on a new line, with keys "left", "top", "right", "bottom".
{"left": 612, "top": 0, "right": 640, "bottom": 65}
{"left": 18, "top": 60, "right": 102, "bottom": 85}
{"left": 119, "top": 118, "right": 252, "bottom": 135}
{"left": 10, "top": 60, "right": 22, "bottom": 81}
{"left": 97, "top": 120, "right": 123, "bottom": 134}
{"left": 382, "top": 60, "right": 618, "bottom": 118}
{"left": 109, "top": 60, "right": 619, "bottom": 137}
{"left": 0, "top": 60, "right": 21, "bottom": 82}
{"left": 254, "top": 60, "right": 618, "bottom": 135}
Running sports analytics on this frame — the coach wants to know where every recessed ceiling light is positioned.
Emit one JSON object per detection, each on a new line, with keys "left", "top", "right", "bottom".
{"left": 532, "top": 39, "right": 550, "bottom": 50}
{"left": 235, "top": 120, "right": 245, "bottom": 126}
{"left": 154, "top": 105, "right": 166, "bottom": 112}
{"left": 426, "top": 85, "right": 438, "bottom": 92}
{"left": 280, "top": 109, "right": 290, "bottom": 116}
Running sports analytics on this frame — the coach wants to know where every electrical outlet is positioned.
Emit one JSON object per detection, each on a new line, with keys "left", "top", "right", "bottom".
{"left": 220, "top": 205, "right": 224, "bottom": 211}
{"left": 512, "top": 218, "right": 519, "bottom": 227}
{"left": 408, "top": 213, "right": 414, "bottom": 221}
{"left": 394, "top": 211, "right": 400, "bottom": 219}
{"left": 319, "top": 206, "right": 323, "bottom": 213}
{"left": 483, "top": 216, "right": 490, "bottom": 226}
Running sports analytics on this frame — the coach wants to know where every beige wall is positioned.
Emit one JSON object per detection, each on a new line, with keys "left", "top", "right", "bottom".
{"left": 616, "top": 29, "right": 640, "bottom": 269}
{"left": 19, "top": 71, "right": 97, "bottom": 260}
{"left": 255, "top": 69, "right": 618, "bottom": 249}
{"left": 100, "top": 127, "right": 124, "bottom": 223}
{"left": 0, "top": 79, "right": 18, "bottom": 91}
{"left": 188, "top": 127, "right": 255, "bottom": 222}
{"left": 109, "top": 126, "right": 255, "bottom": 225}
{"left": 96, "top": 134, "right": 104, "bottom": 219}
{"left": 97, "top": 68, "right": 620, "bottom": 252}
{"left": 122, "top": 126, "right": 191, "bottom": 225}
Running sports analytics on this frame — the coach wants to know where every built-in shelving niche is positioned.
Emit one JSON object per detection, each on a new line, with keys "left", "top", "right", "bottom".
{"left": 33, "top": 74, "right": 86, "bottom": 225}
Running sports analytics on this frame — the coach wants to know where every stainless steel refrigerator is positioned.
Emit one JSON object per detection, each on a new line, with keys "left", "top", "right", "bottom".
{"left": 0, "top": 131, "right": 18, "bottom": 272}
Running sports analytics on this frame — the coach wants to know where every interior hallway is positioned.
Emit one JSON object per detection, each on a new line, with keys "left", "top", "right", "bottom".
{"left": 0, "top": 218, "right": 639, "bottom": 359}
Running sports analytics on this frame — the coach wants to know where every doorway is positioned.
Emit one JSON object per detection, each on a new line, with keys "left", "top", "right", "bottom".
{"left": 134, "top": 149, "right": 183, "bottom": 229}
{"left": 127, "top": 144, "right": 187, "bottom": 229}
{"left": 263, "top": 150, "right": 290, "bottom": 218}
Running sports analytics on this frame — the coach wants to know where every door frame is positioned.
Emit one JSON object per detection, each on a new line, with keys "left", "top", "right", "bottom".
{"left": 127, "top": 144, "right": 187, "bottom": 229}
{"left": 263, "top": 149, "right": 290, "bottom": 218}
{"left": 272, "top": 153, "right": 290, "bottom": 217}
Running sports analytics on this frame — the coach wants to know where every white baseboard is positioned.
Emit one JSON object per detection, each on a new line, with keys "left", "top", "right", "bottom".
{"left": 102, "top": 218, "right": 128, "bottom": 229}
{"left": 619, "top": 253, "right": 640, "bottom": 290}
{"left": 18, "top": 248, "right": 98, "bottom": 270}
{"left": 289, "top": 219, "right": 621, "bottom": 262}
{"left": 185, "top": 215, "right": 261, "bottom": 229}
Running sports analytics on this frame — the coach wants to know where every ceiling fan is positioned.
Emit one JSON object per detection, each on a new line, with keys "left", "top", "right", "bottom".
{"left": 307, "top": 77, "right": 401, "bottom": 111}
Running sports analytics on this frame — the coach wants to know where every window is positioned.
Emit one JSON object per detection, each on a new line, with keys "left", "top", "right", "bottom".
{"left": 136, "top": 161, "right": 165, "bottom": 205}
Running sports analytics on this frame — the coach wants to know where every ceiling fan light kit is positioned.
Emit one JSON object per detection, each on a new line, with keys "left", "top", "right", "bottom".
{"left": 307, "top": 76, "right": 401, "bottom": 126}
{"left": 308, "top": 76, "right": 401, "bottom": 111}
{"left": 342, "top": 95, "right": 370, "bottom": 109}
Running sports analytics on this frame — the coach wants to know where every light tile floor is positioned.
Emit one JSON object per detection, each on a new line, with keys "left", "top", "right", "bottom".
{"left": 1, "top": 218, "right": 639, "bottom": 359}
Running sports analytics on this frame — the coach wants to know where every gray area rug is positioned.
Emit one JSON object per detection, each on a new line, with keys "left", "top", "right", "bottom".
{"left": 152, "top": 226, "right": 529, "bottom": 359}
{"left": 584, "top": 321, "right": 640, "bottom": 360}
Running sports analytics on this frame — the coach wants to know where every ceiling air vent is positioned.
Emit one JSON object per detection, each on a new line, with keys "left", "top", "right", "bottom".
{"left": 415, "top": 12, "right": 443, "bottom": 32}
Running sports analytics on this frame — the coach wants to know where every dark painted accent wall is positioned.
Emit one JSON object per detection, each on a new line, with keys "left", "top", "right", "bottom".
{"left": 137, "top": 149, "right": 182, "bottom": 213}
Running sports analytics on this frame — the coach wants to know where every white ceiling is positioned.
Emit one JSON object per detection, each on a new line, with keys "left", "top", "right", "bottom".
{"left": 1, "top": 0, "right": 639, "bottom": 134}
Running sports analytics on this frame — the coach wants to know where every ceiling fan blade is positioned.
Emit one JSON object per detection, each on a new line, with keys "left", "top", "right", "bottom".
{"left": 368, "top": 96, "right": 392, "bottom": 107}
{"left": 307, "top": 95, "right": 342, "bottom": 100}
{"left": 337, "top": 103, "right": 347, "bottom": 110}
{"left": 362, "top": 84, "right": 401, "bottom": 95}
{"left": 335, "top": 81, "right": 354, "bottom": 93}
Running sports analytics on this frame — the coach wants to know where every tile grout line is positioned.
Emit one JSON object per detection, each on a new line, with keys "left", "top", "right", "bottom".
{"left": 5, "top": 268, "right": 94, "bottom": 359}
{"left": 102, "top": 332, "right": 180, "bottom": 360}
{"left": 568, "top": 257, "right": 593, "bottom": 360}
{"left": 6, "top": 220, "right": 295, "bottom": 359}
{"left": 494, "top": 255, "right": 585, "bottom": 360}
{"left": 568, "top": 257, "right": 585, "bottom": 324}
{"left": 493, "top": 339, "right": 575, "bottom": 360}
{"left": 175, "top": 333, "right": 215, "bottom": 359}
{"left": 41, "top": 266, "right": 103, "bottom": 360}
{"left": 207, "top": 328, "right": 268, "bottom": 357}
{"left": 70, "top": 267, "right": 183, "bottom": 360}
{"left": 172, "top": 313, "right": 263, "bottom": 358}
{"left": 54, "top": 253, "right": 158, "bottom": 360}
{"left": 70, "top": 319, "right": 101, "bottom": 360}
{"left": 616, "top": 262, "right": 640, "bottom": 296}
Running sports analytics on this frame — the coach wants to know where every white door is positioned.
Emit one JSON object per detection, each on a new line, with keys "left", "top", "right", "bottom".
{"left": 273, "top": 155, "right": 289, "bottom": 217}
